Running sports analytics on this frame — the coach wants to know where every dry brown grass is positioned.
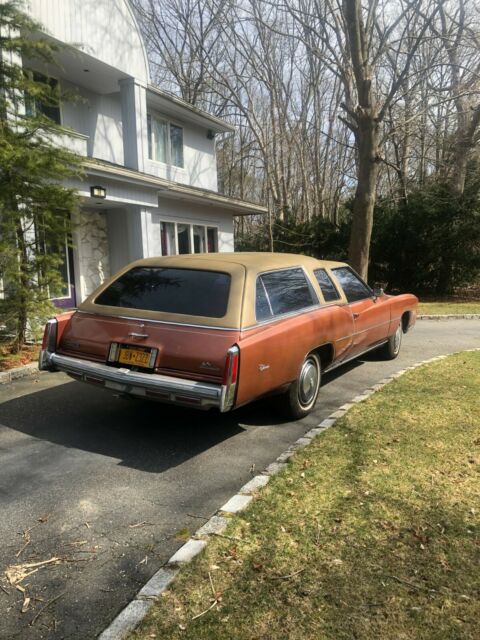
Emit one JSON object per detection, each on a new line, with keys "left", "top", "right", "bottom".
{"left": 0, "top": 344, "right": 39, "bottom": 371}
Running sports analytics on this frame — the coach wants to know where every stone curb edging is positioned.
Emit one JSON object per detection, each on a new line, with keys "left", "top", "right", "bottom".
{"left": 97, "top": 345, "right": 480, "bottom": 640}
{"left": 0, "top": 362, "right": 39, "bottom": 385}
{"left": 418, "top": 314, "right": 480, "bottom": 320}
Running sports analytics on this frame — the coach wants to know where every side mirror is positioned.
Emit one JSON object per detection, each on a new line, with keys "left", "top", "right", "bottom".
{"left": 373, "top": 286, "right": 384, "bottom": 298}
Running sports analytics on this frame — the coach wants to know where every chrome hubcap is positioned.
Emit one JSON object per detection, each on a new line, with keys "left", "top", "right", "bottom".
{"left": 299, "top": 358, "right": 319, "bottom": 407}
{"left": 393, "top": 325, "right": 402, "bottom": 353}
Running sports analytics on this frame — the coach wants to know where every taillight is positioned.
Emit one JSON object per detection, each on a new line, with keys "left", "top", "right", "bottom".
{"left": 41, "top": 319, "right": 57, "bottom": 353}
{"left": 223, "top": 347, "right": 239, "bottom": 384}
{"left": 230, "top": 354, "right": 238, "bottom": 384}
{"left": 221, "top": 345, "right": 239, "bottom": 412}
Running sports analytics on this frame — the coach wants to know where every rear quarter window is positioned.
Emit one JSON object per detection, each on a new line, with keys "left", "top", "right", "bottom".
{"left": 256, "top": 267, "right": 317, "bottom": 320}
{"left": 314, "top": 268, "right": 341, "bottom": 302}
{"left": 94, "top": 267, "right": 231, "bottom": 318}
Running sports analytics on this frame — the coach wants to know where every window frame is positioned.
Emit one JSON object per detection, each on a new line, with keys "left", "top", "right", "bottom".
{"left": 313, "top": 268, "right": 341, "bottom": 304}
{"left": 331, "top": 266, "right": 374, "bottom": 304}
{"left": 26, "top": 71, "right": 62, "bottom": 125}
{"left": 147, "top": 111, "right": 185, "bottom": 168}
{"left": 159, "top": 220, "right": 219, "bottom": 256}
{"left": 254, "top": 266, "right": 319, "bottom": 324}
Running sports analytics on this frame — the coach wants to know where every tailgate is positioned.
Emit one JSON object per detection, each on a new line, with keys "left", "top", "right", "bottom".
{"left": 57, "top": 311, "right": 240, "bottom": 382}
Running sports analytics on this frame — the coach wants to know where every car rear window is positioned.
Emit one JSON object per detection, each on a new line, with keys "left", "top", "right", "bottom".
{"left": 94, "top": 267, "right": 231, "bottom": 318}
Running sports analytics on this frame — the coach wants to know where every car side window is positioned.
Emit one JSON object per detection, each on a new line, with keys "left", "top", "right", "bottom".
{"left": 257, "top": 268, "right": 317, "bottom": 319}
{"left": 314, "top": 268, "right": 341, "bottom": 302}
{"left": 256, "top": 278, "right": 273, "bottom": 321}
{"left": 332, "top": 267, "right": 372, "bottom": 303}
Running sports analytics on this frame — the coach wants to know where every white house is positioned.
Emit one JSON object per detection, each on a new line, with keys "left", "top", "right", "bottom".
{"left": 24, "top": 0, "right": 266, "bottom": 307}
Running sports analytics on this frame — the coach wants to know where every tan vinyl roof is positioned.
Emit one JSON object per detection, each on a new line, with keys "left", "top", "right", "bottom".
{"left": 79, "top": 253, "right": 348, "bottom": 329}
{"left": 136, "top": 252, "right": 346, "bottom": 272}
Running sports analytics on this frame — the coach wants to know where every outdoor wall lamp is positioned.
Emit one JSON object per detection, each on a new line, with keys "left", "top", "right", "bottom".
{"left": 206, "top": 129, "right": 216, "bottom": 140}
{"left": 90, "top": 185, "right": 106, "bottom": 199}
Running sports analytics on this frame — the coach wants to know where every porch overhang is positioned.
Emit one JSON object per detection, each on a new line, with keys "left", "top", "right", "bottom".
{"left": 83, "top": 159, "right": 267, "bottom": 216}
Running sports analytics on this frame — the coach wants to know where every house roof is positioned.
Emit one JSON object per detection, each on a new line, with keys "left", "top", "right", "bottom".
{"left": 146, "top": 86, "right": 235, "bottom": 134}
{"left": 84, "top": 159, "right": 267, "bottom": 216}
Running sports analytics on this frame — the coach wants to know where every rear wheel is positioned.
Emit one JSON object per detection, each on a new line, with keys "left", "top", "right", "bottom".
{"left": 379, "top": 323, "right": 402, "bottom": 360}
{"left": 277, "top": 352, "right": 321, "bottom": 419}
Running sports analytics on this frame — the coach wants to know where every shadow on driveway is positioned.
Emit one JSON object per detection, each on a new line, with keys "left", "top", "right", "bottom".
{"left": 0, "top": 378, "right": 300, "bottom": 473}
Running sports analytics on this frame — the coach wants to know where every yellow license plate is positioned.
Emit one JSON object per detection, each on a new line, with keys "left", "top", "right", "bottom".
{"left": 118, "top": 347, "right": 152, "bottom": 368}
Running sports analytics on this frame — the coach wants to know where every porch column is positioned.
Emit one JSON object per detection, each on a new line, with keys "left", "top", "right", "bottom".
{"left": 119, "top": 78, "right": 148, "bottom": 172}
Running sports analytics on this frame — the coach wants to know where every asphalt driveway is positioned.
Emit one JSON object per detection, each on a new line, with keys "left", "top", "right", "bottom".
{"left": 0, "top": 319, "right": 479, "bottom": 639}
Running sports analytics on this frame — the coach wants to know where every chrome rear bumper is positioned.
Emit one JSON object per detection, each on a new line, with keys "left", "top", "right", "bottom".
{"left": 41, "top": 352, "right": 228, "bottom": 411}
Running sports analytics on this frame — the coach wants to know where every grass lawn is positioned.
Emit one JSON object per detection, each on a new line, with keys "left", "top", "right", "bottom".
{"left": 132, "top": 351, "right": 480, "bottom": 640}
{"left": 418, "top": 302, "right": 480, "bottom": 315}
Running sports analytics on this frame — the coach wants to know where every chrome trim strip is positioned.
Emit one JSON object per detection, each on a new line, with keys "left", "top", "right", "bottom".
{"left": 75, "top": 310, "right": 239, "bottom": 332}
{"left": 334, "top": 318, "right": 393, "bottom": 342}
{"left": 352, "top": 318, "right": 392, "bottom": 337}
{"left": 245, "top": 307, "right": 396, "bottom": 335}
{"left": 47, "top": 353, "right": 223, "bottom": 409}
{"left": 245, "top": 303, "right": 322, "bottom": 330}
{"left": 324, "top": 340, "right": 388, "bottom": 373}
{"left": 221, "top": 344, "right": 239, "bottom": 412}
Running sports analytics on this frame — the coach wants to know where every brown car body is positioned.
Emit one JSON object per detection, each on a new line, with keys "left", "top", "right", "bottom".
{"left": 39, "top": 253, "right": 418, "bottom": 416}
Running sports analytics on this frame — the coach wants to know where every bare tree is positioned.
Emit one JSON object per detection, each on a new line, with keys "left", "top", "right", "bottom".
{"left": 285, "top": 0, "right": 443, "bottom": 278}
{"left": 436, "top": 0, "right": 480, "bottom": 194}
{"left": 130, "top": 0, "right": 228, "bottom": 111}
{"left": 132, "top": 0, "right": 480, "bottom": 271}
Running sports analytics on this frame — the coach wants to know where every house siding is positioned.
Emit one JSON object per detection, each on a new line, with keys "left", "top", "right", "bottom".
{"left": 27, "top": 0, "right": 149, "bottom": 83}
{"left": 144, "top": 122, "right": 218, "bottom": 191}
{"left": 62, "top": 82, "right": 124, "bottom": 165}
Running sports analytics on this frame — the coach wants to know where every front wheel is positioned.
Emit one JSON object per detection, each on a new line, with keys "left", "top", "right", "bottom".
{"left": 379, "top": 323, "right": 402, "bottom": 360}
{"left": 276, "top": 352, "right": 321, "bottom": 420}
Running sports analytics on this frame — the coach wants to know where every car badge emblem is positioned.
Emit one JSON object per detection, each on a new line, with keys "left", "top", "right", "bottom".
{"left": 200, "top": 361, "right": 220, "bottom": 371}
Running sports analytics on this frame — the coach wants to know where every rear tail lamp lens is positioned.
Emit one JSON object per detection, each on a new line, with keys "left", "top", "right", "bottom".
{"left": 223, "top": 346, "right": 239, "bottom": 385}
{"left": 41, "top": 319, "right": 58, "bottom": 352}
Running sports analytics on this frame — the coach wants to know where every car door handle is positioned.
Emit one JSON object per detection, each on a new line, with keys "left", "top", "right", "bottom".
{"left": 352, "top": 313, "right": 360, "bottom": 319}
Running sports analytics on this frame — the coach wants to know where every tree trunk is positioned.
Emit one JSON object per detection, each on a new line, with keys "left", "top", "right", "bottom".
{"left": 348, "top": 117, "right": 379, "bottom": 279}
{"left": 14, "top": 217, "right": 29, "bottom": 353}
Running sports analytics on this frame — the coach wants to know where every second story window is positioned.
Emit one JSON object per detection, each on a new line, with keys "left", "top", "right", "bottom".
{"left": 25, "top": 72, "right": 61, "bottom": 125}
{"left": 147, "top": 114, "right": 184, "bottom": 168}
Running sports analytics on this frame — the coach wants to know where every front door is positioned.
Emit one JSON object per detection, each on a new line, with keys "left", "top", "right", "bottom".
{"left": 330, "top": 266, "right": 390, "bottom": 357}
